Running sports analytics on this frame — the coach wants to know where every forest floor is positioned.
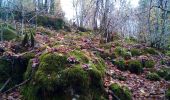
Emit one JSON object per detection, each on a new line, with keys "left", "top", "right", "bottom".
{"left": 0, "top": 27, "right": 170, "bottom": 100}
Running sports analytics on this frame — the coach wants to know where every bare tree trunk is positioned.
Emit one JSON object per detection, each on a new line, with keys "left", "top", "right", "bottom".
{"left": 93, "top": 0, "right": 99, "bottom": 30}
{"left": 148, "top": 0, "right": 152, "bottom": 35}
{"left": 50, "top": 0, "right": 54, "bottom": 14}
{"left": 44, "top": 0, "right": 48, "bottom": 13}
{"left": 21, "top": 3, "right": 24, "bottom": 36}
{"left": 80, "top": 0, "right": 85, "bottom": 27}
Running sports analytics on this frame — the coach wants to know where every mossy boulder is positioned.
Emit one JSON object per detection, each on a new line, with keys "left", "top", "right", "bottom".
{"left": 114, "top": 47, "right": 127, "bottom": 57}
{"left": 128, "top": 60, "right": 143, "bottom": 74}
{"left": 130, "top": 48, "right": 141, "bottom": 56}
{"left": 123, "top": 52, "right": 132, "bottom": 60}
{"left": 114, "top": 58, "right": 127, "bottom": 71}
{"left": 110, "top": 83, "right": 132, "bottom": 100}
{"left": 22, "top": 51, "right": 106, "bottom": 100}
{"left": 146, "top": 72, "right": 160, "bottom": 81}
{"left": 68, "top": 50, "right": 89, "bottom": 63}
{"left": 156, "top": 69, "right": 168, "bottom": 78}
{"left": 143, "top": 60, "right": 155, "bottom": 68}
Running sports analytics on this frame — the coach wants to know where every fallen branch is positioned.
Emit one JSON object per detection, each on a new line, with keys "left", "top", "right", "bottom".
{"left": 109, "top": 90, "right": 120, "bottom": 100}
{"left": 0, "top": 78, "right": 11, "bottom": 92}
{"left": 2, "top": 78, "right": 31, "bottom": 94}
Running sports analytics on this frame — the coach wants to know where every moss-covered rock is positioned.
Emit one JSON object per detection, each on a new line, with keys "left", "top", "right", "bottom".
{"left": 156, "top": 69, "right": 168, "bottom": 78}
{"left": 123, "top": 52, "right": 132, "bottom": 60}
{"left": 114, "top": 47, "right": 127, "bottom": 57}
{"left": 40, "top": 53, "right": 68, "bottom": 71}
{"left": 69, "top": 50, "right": 89, "bottom": 63}
{"left": 61, "top": 67, "right": 89, "bottom": 94}
{"left": 94, "top": 57, "right": 106, "bottom": 75}
{"left": 114, "top": 58, "right": 127, "bottom": 71}
{"left": 146, "top": 72, "right": 160, "bottom": 81}
{"left": 110, "top": 83, "right": 132, "bottom": 100}
{"left": 143, "top": 60, "right": 155, "bottom": 68}
{"left": 130, "top": 48, "right": 141, "bottom": 56}
{"left": 22, "top": 52, "right": 35, "bottom": 61}
{"left": 22, "top": 51, "right": 106, "bottom": 100}
{"left": 128, "top": 60, "right": 143, "bottom": 74}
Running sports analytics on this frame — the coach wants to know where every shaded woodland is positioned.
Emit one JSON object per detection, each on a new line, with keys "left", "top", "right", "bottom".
{"left": 0, "top": 0, "right": 170, "bottom": 100}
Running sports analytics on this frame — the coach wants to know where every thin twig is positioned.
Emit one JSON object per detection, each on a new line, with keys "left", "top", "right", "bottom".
{"left": 3, "top": 78, "right": 31, "bottom": 94}
{"left": 0, "top": 78, "right": 11, "bottom": 92}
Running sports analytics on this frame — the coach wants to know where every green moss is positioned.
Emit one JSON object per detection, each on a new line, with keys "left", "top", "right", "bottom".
{"left": 87, "top": 68, "right": 103, "bottom": 93}
{"left": 54, "top": 18, "right": 65, "bottom": 30}
{"left": 123, "top": 52, "right": 132, "bottom": 60}
{"left": 161, "top": 59, "right": 167, "bottom": 65}
{"left": 35, "top": 69, "right": 60, "bottom": 91}
{"left": 143, "top": 47, "right": 158, "bottom": 55}
{"left": 69, "top": 50, "right": 89, "bottom": 63}
{"left": 62, "top": 67, "right": 89, "bottom": 94}
{"left": 165, "top": 74, "right": 170, "bottom": 81}
{"left": 23, "top": 51, "right": 106, "bottom": 100}
{"left": 125, "top": 37, "right": 137, "bottom": 44}
{"left": 24, "top": 60, "right": 33, "bottom": 79}
{"left": 166, "top": 51, "right": 170, "bottom": 56}
{"left": 113, "top": 41, "right": 121, "bottom": 46}
{"left": 0, "top": 58, "right": 11, "bottom": 82}
{"left": 166, "top": 88, "right": 170, "bottom": 100}
{"left": 146, "top": 72, "right": 160, "bottom": 81}
{"left": 114, "top": 58, "right": 127, "bottom": 71}
{"left": 156, "top": 69, "right": 168, "bottom": 78}
{"left": 110, "top": 83, "right": 132, "bottom": 100}
{"left": 143, "top": 60, "right": 155, "bottom": 68}
{"left": 39, "top": 53, "right": 68, "bottom": 72}
{"left": 128, "top": 60, "right": 143, "bottom": 74}
{"left": 114, "top": 47, "right": 127, "bottom": 57}
{"left": 22, "top": 52, "right": 35, "bottom": 60}
{"left": 2, "top": 27, "right": 17, "bottom": 40}
{"left": 95, "top": 58, "right": 106, "bottom": 75}
{"left": 130, "top": 49, "right": 141, "bottom": 56}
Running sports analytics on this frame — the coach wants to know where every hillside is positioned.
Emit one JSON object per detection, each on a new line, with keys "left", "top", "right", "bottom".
{"left": 0, "top": 27, "right": 170, "bottom": 100}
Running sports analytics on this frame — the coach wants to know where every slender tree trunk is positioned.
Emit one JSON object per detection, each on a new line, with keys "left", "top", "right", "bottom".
{"left": 1, "top": 24, "right": 3, "bottom": 41}
{"left": 50, "top": 0, "right": 54, "bottom": 14}
{"left": 93, "top": 0, "right": 99, "bottom": 30}
{"left": 148, "top": 0, "right": 152, "bottom": 35}
{"left": 21, "top": 4, "right": 24, "bottom": 36}
{"left": 45, "top": 0, "right": 48, "bottom": 13}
